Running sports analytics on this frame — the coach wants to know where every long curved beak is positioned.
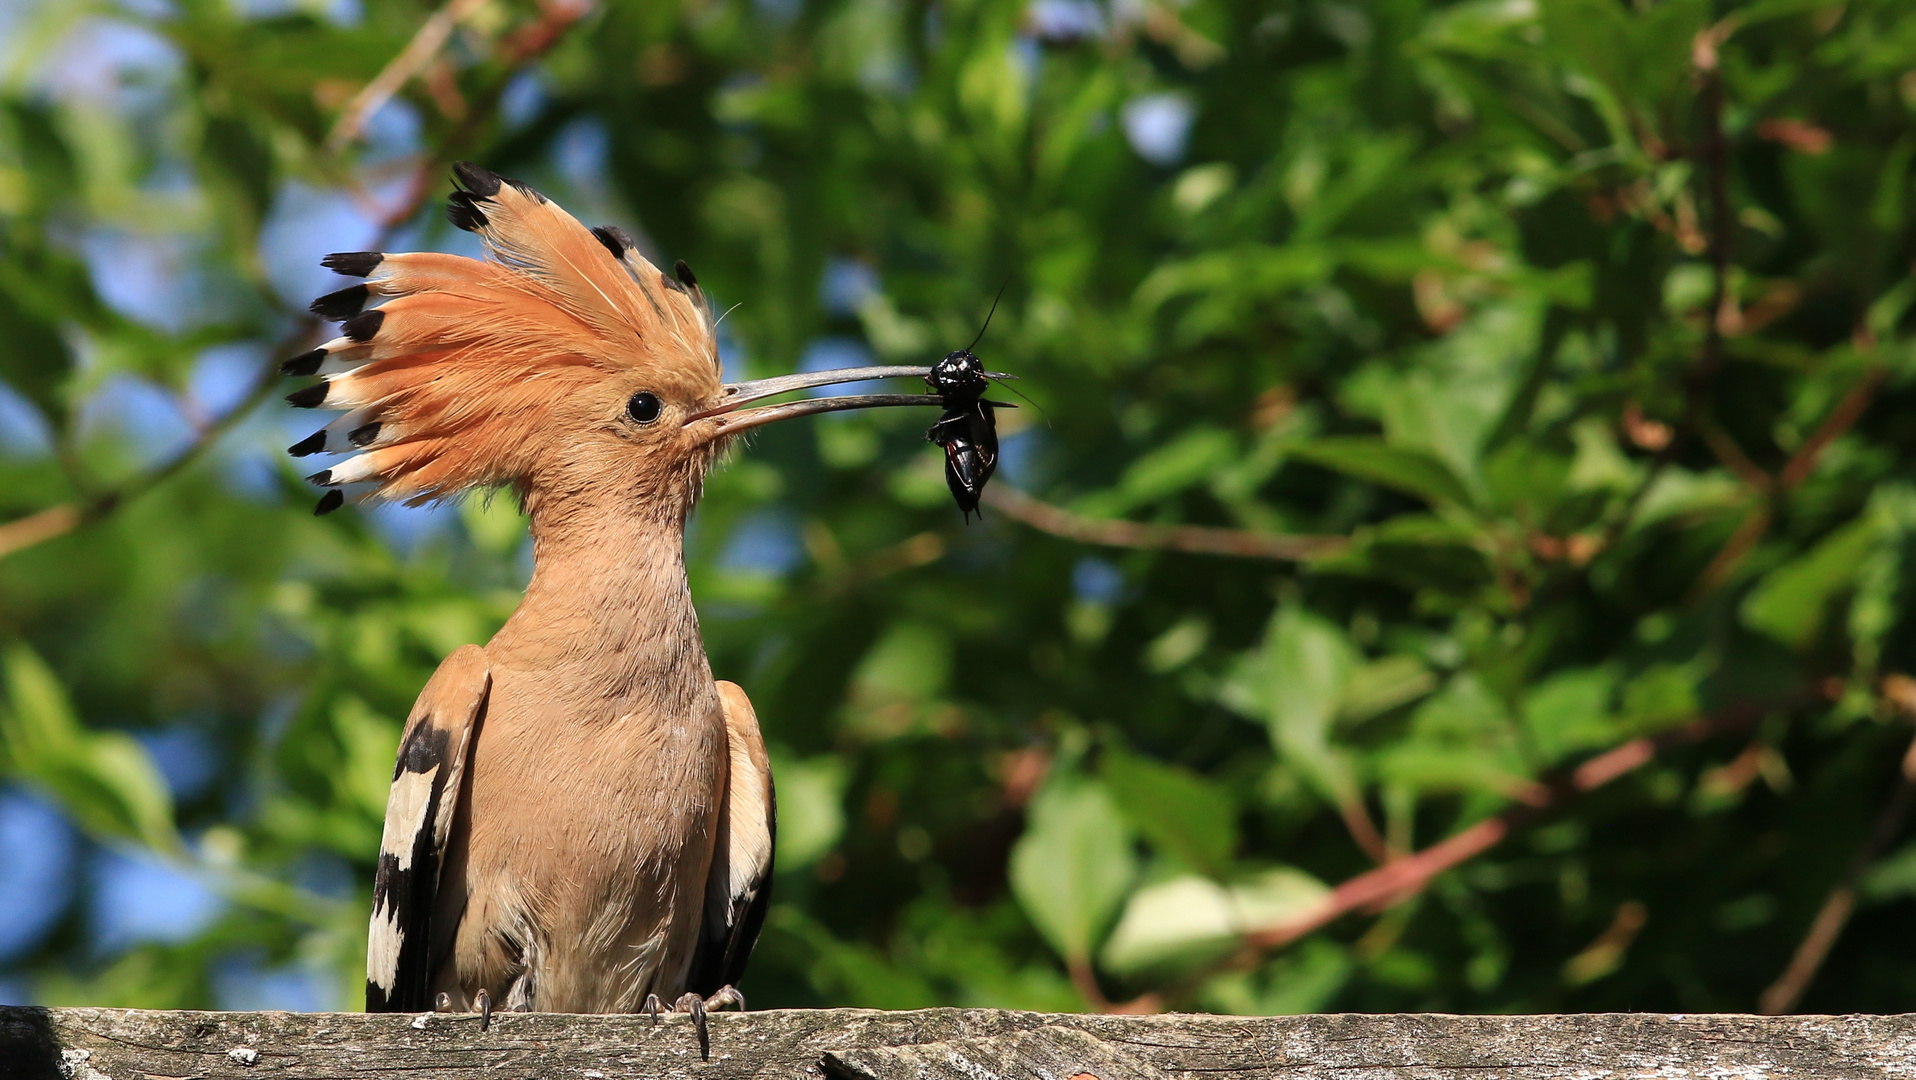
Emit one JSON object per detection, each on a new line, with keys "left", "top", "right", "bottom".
{"left": 689, "top": 365, "right": 944, "bottom": 440}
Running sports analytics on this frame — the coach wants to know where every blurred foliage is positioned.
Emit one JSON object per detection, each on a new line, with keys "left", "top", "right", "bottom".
{"left": 5, "top": 0, "right": 1916, "bottom": 1016}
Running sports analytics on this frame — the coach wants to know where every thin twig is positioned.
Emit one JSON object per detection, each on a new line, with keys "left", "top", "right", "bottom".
{"left": 1686, "top": 365, "right": 1886, "bottom": 602}
{"left": 0, "top": 505, "right": 81, "bottom": 561}
{"left": 983, "top": 485, "right": 1349, "bottom": 561}
{"left": 1233, "top": 699, "right": 1785, "bottom": 959}
{"left": 1686, "top": 503, "right": 1771, "bottom": 603}
{"left": 0, "top": 4, "right": 588, "bottom": 564}
{"left": 1699, "top": 421, "right": 1771, "bottom": 493}
{"left": 1758, "top": 721, "right": 1916, "bottom": 1014}
{"left": 1778, "top": 366, "right": 1885, "bottom": 491}
{"left": 324, "top": 0, "right": 492, "bottom": 153}
{"left": 1569, "top": 28, "right": 1737, "bottom": 567}
{"left": 1688, "top": 21, "right": 1736, "bottom": 399}
{"left": 1337, "top": 796, "right": 1391, "bottom": 865}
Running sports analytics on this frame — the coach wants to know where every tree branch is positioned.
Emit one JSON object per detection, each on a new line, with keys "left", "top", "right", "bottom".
{"left": 325, "top": 0, "right": 494, "bottom": 152}
{"left": 0, "top": 4, "right": 588, "bottom": 565}
{"left": 1759, "top": 715, "right": 1916, "bottom": 1014}
{"left": 982, "top": 486, "right": 1349, "bottom": 561}
{"left": 1234, "top": 698, "right": 1790, "bottom": 960}
{"left": 1778, "top": 365, "right": 1885, "bottom": 492}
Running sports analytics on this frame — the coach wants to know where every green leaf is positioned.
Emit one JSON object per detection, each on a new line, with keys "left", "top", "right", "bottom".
{"left": 1102, "top": 746, "right": 1238, "bottom": 875}
{"left": 1198, "top": 938, "right": 1352, "bottom": 1015}
{"left": 0, "top": 248, "right": 77, "bottom": 422}
{"left": 0, "top": 644, "right": 180, "bottom": 855}
{"left": 1008, "top": 774, "right": 1136, "bottom": 963}
{"left": 1099, "top": 874, "right": 1235, "bottom": 975}
{"left": 1338, "top": 656, "right": 1439, "bottom": 725}
{"left": 1290, "top": 437, "right": 1477, "bottom": 509}
{"left": 1376, "top": 675, "right": 1527, "bottom": 796}
{"left": 1221, "top": 608, "right": 1361, "bottom": 803}
{"left": 769, "top": 750, "right": 848, "bottom": 871}
{"left": 1863, "top": 842, "right": 1916, "bottom": 902}
{"left": 1075, "top": 427, "right": 1239, "bottom": 518}
{"left": 1100, "top": 868, "right": 1328, "bottom": 976}
{"left": 328, "top": 696, "right": 401, "bottom": 825}
{"left": 1522, "top": 666, "right": 1620, "bottom": 764}
{"left": 1741, "top": 517, "right": 1880, "bottom": 649}
{"left": 1619, "top": 662, "right": 1703, "bottom": 733}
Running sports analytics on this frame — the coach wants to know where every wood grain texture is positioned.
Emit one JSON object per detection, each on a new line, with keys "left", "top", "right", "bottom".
{"left": 6, "top": 1006, "right": 1916, "bottom": 1080}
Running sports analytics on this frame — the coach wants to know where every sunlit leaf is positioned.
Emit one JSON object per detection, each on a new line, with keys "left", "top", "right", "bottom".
{"left": 1008, "top": 774, "right": 1136, "bottom": 964}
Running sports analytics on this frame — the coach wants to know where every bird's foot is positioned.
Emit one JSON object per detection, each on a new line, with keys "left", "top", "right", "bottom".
{"left": 675, "top": 992, "right": 710, "bottom": 1061}
{"left": 639, "top": 990, "right": 722, "bottom": 1059}
{"left": 434, "top": 992, "right": 452, "bottom": 1013}
{"left": 476, "top": 987, "right": 492, "bottom": 1032}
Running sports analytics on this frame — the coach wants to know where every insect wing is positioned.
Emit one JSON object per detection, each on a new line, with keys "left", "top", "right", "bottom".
{"left": 942, "top": 438, "right": 984, "bottom": 517}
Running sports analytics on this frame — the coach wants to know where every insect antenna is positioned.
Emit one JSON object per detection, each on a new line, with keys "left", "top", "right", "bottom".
{"left": 986, "top": 376, "right": 1049, "bottom": 424}
{"left": 963, "top": 280, "right": 1049, "bottom": 423}
{"left": 964, "top": 279, "right": 1010, "bottom": 354}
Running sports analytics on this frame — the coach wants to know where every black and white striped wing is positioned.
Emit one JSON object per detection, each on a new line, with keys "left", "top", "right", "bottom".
{"left": 689, "top": 680, "right": 776, "bottom": 997}
{"left": 366, "top": 643, "right": 490, "bottom": 1012}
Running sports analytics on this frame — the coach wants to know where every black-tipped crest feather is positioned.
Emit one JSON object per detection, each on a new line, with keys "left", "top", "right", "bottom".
{"left": 310, "top": 284, "right": 370, "bottom": 321}
{"left": 592, "top": 225, "right": 633, "bottom": 260}
{"left": 342, "top": 310, "right": 384, "bottom": 343}
{"left": 288, "top": 430, "right": 328, "bottom": 457}
{"left": 447, "top": 191, "right": 489, "bottom": 232}
{"left": 322, "top": 251, "right": 383, "bottom": 277}
{"left": 281, "top": 348, "right": 325, "bottom": 377}
{"left": 451, "top": 161, "right": 503, "bottom": 197}
{"left": 286, "top": 383, "right": 330, "bottom": 409}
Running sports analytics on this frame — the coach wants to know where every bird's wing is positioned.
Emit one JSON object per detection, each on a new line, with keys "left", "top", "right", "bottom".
{"left": 688, "top": 680, "right": 776, "bottom": 997}
{"left": 366, "top": 643, "right": 490, "bottom": 1012}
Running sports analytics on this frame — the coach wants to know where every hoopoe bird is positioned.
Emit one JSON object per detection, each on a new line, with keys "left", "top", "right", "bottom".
{"left": 284, "top": 163, "right": 943, "bottom": 1046}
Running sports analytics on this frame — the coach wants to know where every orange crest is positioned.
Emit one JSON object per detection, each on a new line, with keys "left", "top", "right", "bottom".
{"left": 285, "top": 164, "right": 720, "bottom": 512}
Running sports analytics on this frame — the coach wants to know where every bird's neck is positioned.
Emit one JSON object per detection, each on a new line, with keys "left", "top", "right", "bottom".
{"left": 487, "top": 488, "right": 712, "bottom": 717}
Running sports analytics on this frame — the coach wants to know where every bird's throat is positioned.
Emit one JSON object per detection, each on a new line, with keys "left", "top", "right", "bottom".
{"left": 487, "top": 489, "right": 714, "bottom": 722}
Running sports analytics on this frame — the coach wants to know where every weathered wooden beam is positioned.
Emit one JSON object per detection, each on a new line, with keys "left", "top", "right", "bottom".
{"left": 5, "top": 1006, "right": 1914, "bottom": 1080}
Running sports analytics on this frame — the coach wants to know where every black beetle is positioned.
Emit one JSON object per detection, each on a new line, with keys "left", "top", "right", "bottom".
{"left": 925, "top": 291, "right": 1017, "bottom": 521}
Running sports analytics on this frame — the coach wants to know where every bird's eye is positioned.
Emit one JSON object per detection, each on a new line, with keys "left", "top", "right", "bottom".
{"left": 627, "top": 392, "right": 662, "bottom": 424}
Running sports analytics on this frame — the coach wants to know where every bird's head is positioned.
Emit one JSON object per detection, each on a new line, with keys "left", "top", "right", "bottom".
{"left": 285, "top": 163, "right": 938, "bottom": 518}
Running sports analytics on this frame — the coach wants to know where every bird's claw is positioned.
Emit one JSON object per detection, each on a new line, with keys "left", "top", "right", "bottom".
{"left": 675, "top": 992, "right": 710, "bottom": 1060}
{"left": 475, "top": 987, "right": 492, "bottom": 1032}
{"left": 638, "top": 989, "right": 725, "bottom": 1059}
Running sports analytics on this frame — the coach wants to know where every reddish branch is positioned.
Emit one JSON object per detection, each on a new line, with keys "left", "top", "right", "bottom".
{"left": 984, "top": 486, "right": 1349, "bottom": 562}
{"left": 1235, "top": 700, "right": 1779, "bottom": 957}
{"left": 1760, "top": 713, "right": 1916, "bottom": 1014}
{"left": 1674, "top": 20, "right": 1883, "bottom": 599}
{"left": 1094, "top": 699, "right": 1796, "bottom": 1015}
{"left": 1778, "top": 366, "right": 1886, "bottom": 492}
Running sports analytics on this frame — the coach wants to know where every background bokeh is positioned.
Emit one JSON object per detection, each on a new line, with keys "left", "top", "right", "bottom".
{"left": 4, "top": 0, "right": 1916, "bottom": 1016}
